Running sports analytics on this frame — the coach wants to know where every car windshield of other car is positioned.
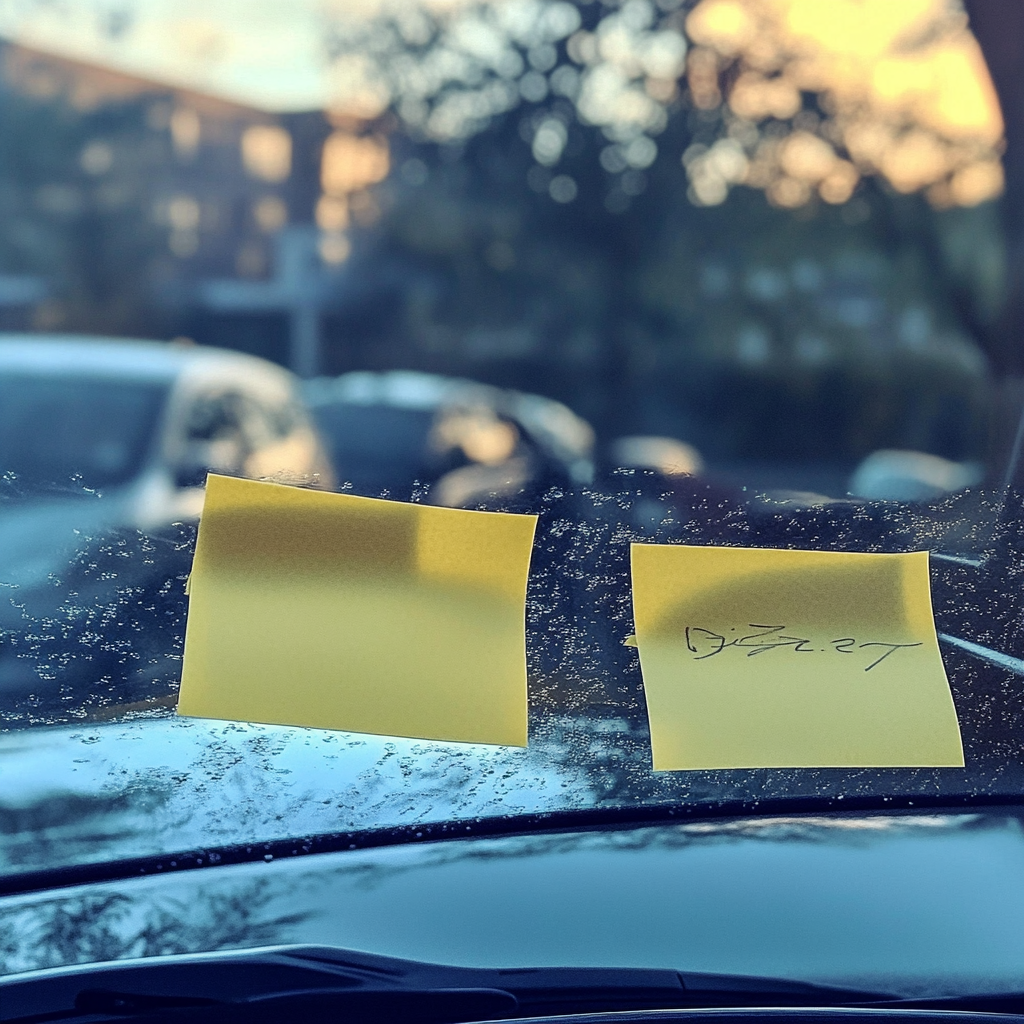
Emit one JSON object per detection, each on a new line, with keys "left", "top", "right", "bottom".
{"left": 4, "top": 0, "right": 1024, "bottom": 1005}
{"left": 0, "top": 375, "right": 168, "bottom": 492}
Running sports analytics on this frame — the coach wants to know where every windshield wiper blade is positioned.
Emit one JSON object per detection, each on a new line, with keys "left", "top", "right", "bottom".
{"left": 866, "top": 993, "right": 1024, "bottom": 1015}
{"left": 0, "top": 944, "right": 897, "bottom": 1023}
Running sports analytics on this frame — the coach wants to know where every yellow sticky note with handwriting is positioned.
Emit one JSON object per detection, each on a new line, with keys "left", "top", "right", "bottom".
{"left": 630, "top": 544, "right": 964, "bottom": 770}
{"left": 177, "top": 474, "right": 537, "bottom": 746}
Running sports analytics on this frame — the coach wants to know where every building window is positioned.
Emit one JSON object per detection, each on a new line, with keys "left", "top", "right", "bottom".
{"left": 170, "top": 107, "right": 201, "bottom": 160}
{"left": 253, "top": 195, "right": 288, "bottom": 233}
{"left": 167, "top": 194, "right": 201, "bottom": 257}
{"left": 320, "top": 132, "right": 389, "bottom": 196}
{"left": 241, "top": 125, "right": 292, "bottom": 183}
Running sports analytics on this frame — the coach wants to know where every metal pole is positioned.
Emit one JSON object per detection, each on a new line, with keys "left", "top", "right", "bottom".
{"left": 290, "top": 299, "right": 319, "bottom": 378}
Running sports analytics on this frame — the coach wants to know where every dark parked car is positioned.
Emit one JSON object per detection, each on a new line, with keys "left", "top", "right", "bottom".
{"left": 303, "top": 371, "right": 594, "bottom": 507}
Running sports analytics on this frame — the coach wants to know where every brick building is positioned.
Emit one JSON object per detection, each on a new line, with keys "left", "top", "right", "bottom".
{"left": 0, "top": 40, "right": 391, "bottom": 373}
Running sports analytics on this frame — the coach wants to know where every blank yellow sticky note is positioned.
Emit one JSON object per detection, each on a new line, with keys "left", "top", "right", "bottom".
{"left": 177, "top": 474, "right": 537, "bottom": 746}
{"left": 630, "top": 544, "right": 964, "bottom": 770}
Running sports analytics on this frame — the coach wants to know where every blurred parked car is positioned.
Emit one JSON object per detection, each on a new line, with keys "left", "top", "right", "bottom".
{"left": 0, "top": 336, "right": 331, "bottom": 708}
{"left": 607, "top": 436, "right": 704, "bottom": 478}
{"left": 849, "top": 449, "right": 985, "bottom": 502}
{"left": 302, "top": 371, "right": 595, "bottom": 507}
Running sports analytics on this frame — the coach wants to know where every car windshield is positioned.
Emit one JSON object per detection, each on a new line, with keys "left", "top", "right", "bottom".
{"left": 0, "top": 375, "right": 168, "bottom": 492}
{"left": 1, "top": 0, "right": 1023, "bottom": 992}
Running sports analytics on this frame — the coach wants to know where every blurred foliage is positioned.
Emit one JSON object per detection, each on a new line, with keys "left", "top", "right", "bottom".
{"left": 683, "top": 0, "right": 1003, "bottom": 209}
{"left": 316, "top": 0, "right": 1005, "bottom": 460}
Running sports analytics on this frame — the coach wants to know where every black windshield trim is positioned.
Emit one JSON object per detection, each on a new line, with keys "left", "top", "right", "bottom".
{"left": 3, "top": 795, "right": 1024, "bottom": 899}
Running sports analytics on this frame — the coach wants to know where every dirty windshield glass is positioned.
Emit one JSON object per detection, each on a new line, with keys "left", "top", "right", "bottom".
{"left": 0, "top": 0, "right": 1023, "bottom": 944}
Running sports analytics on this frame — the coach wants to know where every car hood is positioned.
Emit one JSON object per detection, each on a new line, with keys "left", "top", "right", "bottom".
{"left": 4, "top": 808, "right": 1024, "bottom": 999}
{"left": 0, "top": 492, "right": 131, "bottom": 595}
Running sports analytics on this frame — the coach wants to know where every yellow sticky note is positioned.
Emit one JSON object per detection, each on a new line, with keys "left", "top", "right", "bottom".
{"left": 177, "top": 474, "right": 537, "bottom": 746}
{"left": 630, "top": 544, "right": 964, "bottom": 770}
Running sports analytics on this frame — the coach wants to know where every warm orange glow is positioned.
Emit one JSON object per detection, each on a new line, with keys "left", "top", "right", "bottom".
{"left": 927, "top": 40, "right": 1003, "bottom": 142}
{"left": 316, "top": 195, "right": 350, "bottom": 232}
{"left": 728, "top": 71, "right": 801, "bottom": 120}
{"left": 685, "top": 0, "right": 757, "bottom": 57}
{"left": 686, "top": 0, "right": 1005, "bottom": 208}
{"left": 779, "top": 130, "right": 835, "bottom": 181}
{"left": 949, "top": 159, "right": 1005, "bottom": 207}
{"left": 882, "top": 130, "right": 949, "bottom": 193}
{"left": 783, "top": 0, "right": 942, "bottom": 61}
{"left": 320, "top": 132, "right": 390, "bottom": 197}
{"left": 768, "top": 175, "right": 810, "bottom": 208}
{"left": 241, "top": 124, "right": 292, "bottom": 183}
{"left": 819, "top": 160, "right": 859, "bottom": 204}
{"left": 843, "top": 120, "right": 893, "bottom": 167}
{"left": 432, "top": 410, "right": 519, "bottom": 466}
{"left": 170, "top": 107, "right": 200, "bottom": 159}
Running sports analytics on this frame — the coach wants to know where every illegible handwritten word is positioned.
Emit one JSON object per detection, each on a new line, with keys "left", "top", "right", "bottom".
{"left": 684, "top": 624, "right": 922, "bottom": 672}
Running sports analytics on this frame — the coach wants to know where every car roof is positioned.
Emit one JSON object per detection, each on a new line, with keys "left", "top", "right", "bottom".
{"left": 0, "top": 335, "right": 290, "bottom": 387}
